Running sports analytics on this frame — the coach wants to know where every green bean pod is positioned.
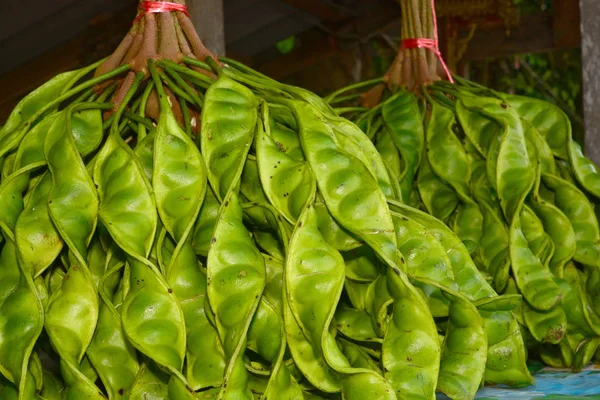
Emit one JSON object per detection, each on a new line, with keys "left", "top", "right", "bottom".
{"left": 201, "top": 74, "right": 257, "bottom": 201}
{"left": 121, "top": 258, "right": 187, "bottom": 385}
{"left": 163, "top": 237, "right": 226, "bottom": 389}
{"left": 455, "top": 95, "right": 503, "bottom": 159}
{"left": 509, "top": 216, "right": 562, "bottom": 311}
{"left": 0, "top": 165, "right": 43, "bottom": 241}
{"left": 128, "top": 361, "right": 170, "bottom": 400}
{"left": 133, "top": 130, "right": 156, "bottom": 181}
{"left": 286, "top": 206, "right": 395, "bottom": 399}
{"left": 390, "top": 203, "right": 493, "bottom": 299}
{"left": 434, "top": 285, "right": 487, "bottom": 400}
{"left": 0, "top": 66, "right": 89, "bottom": 158}
{"left": 393, "top": 209, "right": 456, "bottom": 287}
{"left": 426, "top": 98, "right": 483, "bottom": 254}
{"left": 40, "top": 370, "right": 64, "bottom": 400}
{"left": 569, "top": 141, "right": 600, "bottom": 198}
{"left": 86, "top": 275, "right": 139, "bottom": 399}
{"left": 257, "top": 102, "right": 316, "bottom": 224}
{"left": 0, "top": 240, "right": 44, "bottom": 399}
{"left": 329, "top": 115, "right": 397, "bottom": 200}
{"left": 528, "top": 197, "right": 576, "bottom": 277}
{"left": 502, "top": 93, "right": 600, "bottom": 198}
{"left": 93, "top": 124, "right": 157, "bottom": 262}
{"left": 247, "top": 297, "right": 303, "bottom": 399}
{"left": 70, "top": 108, "right": 104, "bottom": 157}
{"left": 390, "top": 201, "right": 533, "bottom": 386}
{"left": 520, "top": 205, "right": 555, "bottom": 267}
{"left": 207, "top": 191, "right": 265, "bottom": 399}
{"left": 342, "top": 246, "right": 382, "bottom": 283}
{"left": 500, "top": 94, "right": 570, "bottom": 161}
{"left": 45, "top": 107, "right": 99, "bottom": 265}
{"left": 391, "top": 211, "right": 457, "bottom": 316}
{"left": 45, "top": 256, "right": 101, "bottom": 398}
{"left": 284, "top": 295, "right": 340, "bottom": 393}
{"left": 417, "top": 155, "right": 459, "bottom": 222}
{"left": 253, "top": 228, "right": 286, "bottom": 260}
{"left": 292, "top": 99, "right": 397, "bottom": 264}
{"left": 542, "top": 173, "right": 600, "bottom": 268}
{"left": 152, "top": 93, "right": 207, "bottom": 245}
{"left": 335, "top": 306, "right": 382, "bottom": 344}
{"left": 522, "top": 300, "right": 567, "bottom": 344}
{"left": 373, "top": 128, "right": 401, "bottom": 183}
{"left": 314, "top": 200, "right": 362, "bottom": 252}
{"left": 192, "top": 186, "right": 220, "bottom": 257}
{"left": 470, "top": 156, "right": 510, "bottom": 292}
{"left": 382, "top": 91, "right": 424, "bottom": 203}
{"left": 382, "top": 269, "right": 440, "bottom": 400}
{"left": 464, "top": 96, "right": 562, "bottom": 310}
{"left": 363, "top": 274, "right": 392, "bottom": 338}
{"left": 13, "top": 113, "right": 56, "bottom": 169}
{"left": 14, "top": 173, "right": 63, "bottom": 278}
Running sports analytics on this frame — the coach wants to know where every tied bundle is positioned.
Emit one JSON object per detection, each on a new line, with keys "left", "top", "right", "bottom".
{"left": 328, "top": 0, "right": 600, "bottom": 390}
{"left": 0, "top": 0, "right": 572, "bottom": 399}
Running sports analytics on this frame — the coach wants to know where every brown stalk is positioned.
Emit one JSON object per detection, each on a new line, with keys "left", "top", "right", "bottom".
{"left": 360, "top": 84, "right": 386, "bottom": 109}
{"left": 122, "top": 28, "right": 144, "bottom": 65}
{"left": 177, "top": 12, "right": 216, "bottom": 62}
{"left": 165, "top": 86, "right": 185, "bottom": 126}
{"left": 188, "top": 108, "right": 202, "bottom": 135}
{"left": 109, "top": 72, "right": 136, "bottom": 113}
{"left": 95, "top": 0, "right": 219, "bottom": 114}
{"left": 95, "top": 31, "right": 134, "bottom": 78}
{"left": 158, "top": 12, "right": 181, "bottom": 62}
{"left": 132, "top": 13, "right": 158, "bottom": 73}
{"left": 145, "top": 89, "right": 160, "bottom": 121}
{"left": 175, "top": 17, "right": 194, "bottom": 58}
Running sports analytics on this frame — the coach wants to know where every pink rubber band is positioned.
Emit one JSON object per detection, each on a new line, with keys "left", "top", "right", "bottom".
{"left": 134, "top": 1, "right": 190, "bottom": 24}
{"left": 401, "top": 0, "right": 454, "bottom": 83}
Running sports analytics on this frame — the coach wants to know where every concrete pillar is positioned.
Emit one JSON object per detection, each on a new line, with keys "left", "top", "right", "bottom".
{"left": 187, "top": 0, "right": 226, "bottom": 55}
{"left": 580, "top": 0, "right": 600, "bottom": 163}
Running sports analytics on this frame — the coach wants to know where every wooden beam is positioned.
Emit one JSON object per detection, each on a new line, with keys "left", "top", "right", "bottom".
{"left": 280, "top": 0, "right": 350, "bottom": 24}
{"left": 462, "top": 12, "right": 579, "bottom": 61}
{"left": 256, "top": 0, "right": 400, "bottom": 80}
{"left": 0, "top": 0, "right": 136, "bottom": 75}
{"left": 188, "top": 0, "right": 226, "bottom": 55}
{"left": 580, "top": 0, "right": 600, "bottom": 163}
{"left": 554, "top": 0, "right": 581, "bottom": 48}
{"left": 0, "top": 4, "right": 135, "bottom": 121}
{"left": 258, "top": 30, "right": 335, "bottom": 80}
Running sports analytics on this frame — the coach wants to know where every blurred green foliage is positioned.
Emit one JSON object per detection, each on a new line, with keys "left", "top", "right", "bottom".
{"left": 366, "top": 0, "right": 583, "bottom": 139}
{"left": 514, "top": 0, "right": 552, "bottom": 14}
{"left": 470, "top": 50, "right": 584, "bottom": 141}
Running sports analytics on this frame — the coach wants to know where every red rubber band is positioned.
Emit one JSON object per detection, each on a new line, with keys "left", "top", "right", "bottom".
{"left": 134, "top": 1, "right": 190, "bottom": 24}
{"left": 400, "top": 0, "right": 454, "bottom": 83}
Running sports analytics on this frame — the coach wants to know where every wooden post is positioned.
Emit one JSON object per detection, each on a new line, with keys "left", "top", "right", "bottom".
{"left": 187, "top": 0, "right": 226, "bottom": 55}
{"left": 580, "top": 0, "right": 600, "bottom": 163}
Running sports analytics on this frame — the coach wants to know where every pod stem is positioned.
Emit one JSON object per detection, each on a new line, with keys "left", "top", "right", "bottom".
{"left": 93, "top": 0, "right": 217, "bottom": 116}
{"left": 111, "top": 72, "right": 145, "bottom": 134}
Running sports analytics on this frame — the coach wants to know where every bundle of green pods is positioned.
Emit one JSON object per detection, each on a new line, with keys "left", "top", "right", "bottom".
{"left": 0, "top": 3, "right": 572, "bottom": 400}
{"left": 327, "top": 71, "right": 600, "bottom": 379}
